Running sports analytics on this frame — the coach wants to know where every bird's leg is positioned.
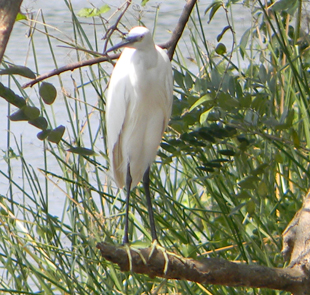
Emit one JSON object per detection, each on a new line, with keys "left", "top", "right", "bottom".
{"left": 143, "top": 167, "right": 169, "bottom": 275}
{"left": 142, "top": 166, "right": 158, "bottom": 242}
{"left": 123, "top": 164, "right": 147, "bottom": 271}
{"left": 123, "top": 163, "right": 134, "bottom": 271}
{"left": 124, "top": 163, "right": 132, "bottom": 245}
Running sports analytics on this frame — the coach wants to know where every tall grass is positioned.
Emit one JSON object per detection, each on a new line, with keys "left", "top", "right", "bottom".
{"left": 0, "top": 0, "right": 307, "bottom": 294}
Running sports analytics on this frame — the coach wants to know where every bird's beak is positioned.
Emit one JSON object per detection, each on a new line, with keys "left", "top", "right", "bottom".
{"left": 104, "top": 35, "right": 139, "bottom": 55}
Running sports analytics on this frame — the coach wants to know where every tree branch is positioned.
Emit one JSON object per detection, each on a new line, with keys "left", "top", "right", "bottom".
{"left": 23, "top": 0, "right": 197, "bottom": 88}
{"left": 0, "top": 0, "right": 23, "bottom": 63}
{"left": 161, "top": 0, "right": 197, "bottom": 60}
{"left": 96, "top": 242, "right": 308, "bottom": 293}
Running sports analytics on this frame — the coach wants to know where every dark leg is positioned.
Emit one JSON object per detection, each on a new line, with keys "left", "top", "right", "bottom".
{"left": 123, "top": 163, "right": 132, "bottom": 244}
{"left": 143, "top": 166, "right": 158, "bottom": 242}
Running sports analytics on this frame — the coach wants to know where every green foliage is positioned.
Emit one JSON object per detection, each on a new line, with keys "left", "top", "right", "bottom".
{"left": 0, "top": 0, "right": 308, "bottom": 294}
{"left": 77, "top": 4, "right": 110, "bottom": 17}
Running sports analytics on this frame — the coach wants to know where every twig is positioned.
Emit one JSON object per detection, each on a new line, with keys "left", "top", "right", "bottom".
{"left": 102, "top": 0, "right": 132, "bottom": 53}
{"left": 23, "top": 0, "right": 197, "bottom": 88}
{"left": 22, "top": 54, "right": 119, "bottom": 88}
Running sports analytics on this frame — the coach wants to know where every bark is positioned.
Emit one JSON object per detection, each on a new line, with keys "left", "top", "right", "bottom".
{"left": 0, "top": 0, "right": 23, "bottom": 63}
{"left": 96, "top": 242, "right": 308, "bottom": 294}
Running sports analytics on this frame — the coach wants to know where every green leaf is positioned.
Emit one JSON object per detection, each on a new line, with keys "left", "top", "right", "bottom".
{"left": 0, "top": 83, "right": 26, "bottom": 108}
{"left": 37, "top": 129, "right": 51, "bottom": 141}
{"left": 239, "top": 28, "right": 251, "bottom": 58}
{"left": 189, "top": 94, "right": 214, "bottom": 112}
{"left": 200, "top": 107, "right": 214, "bottom": 124}
{"left": 16, "top": 12, "right": 27, "bottom": 21}
{"left": 174, "top": 70, "right": 185, "bottom": 89}
{"left": 9, "top": 109, "right": 29, "bottom": 121}
{"left": 28, "top": 117, "right": 48, "bottom": 130}
{"left": 291, "top": 129, "right": 300, "bottom": 148}
{"left": 68, "top": 147, "right": 96, "bottom": 156}
{"left": 235, "top": 191, "right": 251, "bottom": 199}
{"left": 0, "top": 65, "right": 36, "bottom": 79}
{"left": 78, "top": 5, "right": 110, "bottom": 17}
{"left": 246, "top": 200, "right": 255, "bottom": 216}
{"left": 270, "top": 0, "right": 298, "bottom": 15}
{"left": 217, "top": 92, "right": 239, "bottom": 109}
{"left": 218, "top": 149, "right": 235, "bottom": 156}
{"left": 184, "top": 72, "right": 194, "bottom": 89}
{"left": 141, "top": 0, "right": 150, "bottom": 6}
{"left": 215, "top": 43, "right": 227, "bottom": 55}
{"left": 217, "top": 26, "right": 230, "bottom": 42}
{"left": 160, "top": 142, "right": 178, "bottom": 154}
{"left": 39, "top": 82, "right": 57, "bottom": 105}
{"left": 197, "top": 129, "right": 216, "bottom": 143}
{"left": 9, "top": 106, "right": 40, "bottom": 121}
{"left": 238, "top": 176, "right": 260, "bottom": 189}
{"left": 205, "top": 1, "right": 222, "bottom": 23}
{"left": 23, "top": 106, "right": 40, "bottom": 120}
{"left": 258, "top": 181, "right": 268, "bottom": 198}
{"left": 47, "top": 125, "right": 65, "bottom": 144}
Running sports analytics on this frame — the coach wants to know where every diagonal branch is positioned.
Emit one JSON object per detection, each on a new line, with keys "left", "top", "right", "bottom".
{"left": 96, "top": 242, "right": 309, "bottom": 293}
{"left": 23, "top": 0, "right": 197, "bottom": 88}
{"left": 0, "top": 0, "right": 24, "bottom": 63}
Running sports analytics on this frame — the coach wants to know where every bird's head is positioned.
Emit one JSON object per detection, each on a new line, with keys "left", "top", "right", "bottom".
{"left": 104, "top": 27, "right": 154, "bottom": 54}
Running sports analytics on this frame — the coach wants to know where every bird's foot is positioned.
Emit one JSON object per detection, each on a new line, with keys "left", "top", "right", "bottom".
{"left": 123, "top": 243, "right": 147, "bottom": 271}
{"left": 148, "top": 240, "right": 171, "bottom": 275}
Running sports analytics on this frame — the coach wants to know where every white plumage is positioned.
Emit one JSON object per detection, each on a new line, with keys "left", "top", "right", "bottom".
{"left": 106, "top": 27, "right": 173, "bottom": 190}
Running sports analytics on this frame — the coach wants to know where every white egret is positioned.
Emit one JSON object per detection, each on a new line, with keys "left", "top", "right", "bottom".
{"left": 105, "top": 27, "right": 173, "bottom": 245}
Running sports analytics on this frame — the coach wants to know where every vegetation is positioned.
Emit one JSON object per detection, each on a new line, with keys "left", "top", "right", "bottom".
{"left": 0, "top": 0, "right": 308, "bottom": 293}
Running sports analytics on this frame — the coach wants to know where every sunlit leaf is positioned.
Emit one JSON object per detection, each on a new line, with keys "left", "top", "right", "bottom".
{"left": 16, "top": 12, "right": 27, "bottom": 21}
{"left": 78, "top": 4, "right": 110, "bottom": 17}
{"left": 200, "top": 107, "right": 214, "bottom": 124}
{"left": 189, "top": 94, "right": 214, "bottom": 112}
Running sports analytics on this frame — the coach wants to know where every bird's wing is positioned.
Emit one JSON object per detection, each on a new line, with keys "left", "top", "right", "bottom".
{"left": 106, "top": 49, "right": 134, "bottom": 187}
{"left": 156, "top": 45, "right": 174, "bottom": 133}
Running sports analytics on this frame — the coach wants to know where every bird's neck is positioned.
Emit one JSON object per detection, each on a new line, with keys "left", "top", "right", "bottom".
{"left": 132, "top": 47, "right": 158, "bottom": 69}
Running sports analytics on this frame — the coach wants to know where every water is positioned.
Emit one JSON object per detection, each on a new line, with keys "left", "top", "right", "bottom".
{"left": 1, "top": 0, "right": 252, "bottom": 215}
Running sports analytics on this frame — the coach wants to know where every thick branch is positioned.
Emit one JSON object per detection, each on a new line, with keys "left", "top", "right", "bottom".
{"left": 96, "top": 242, "right": 309, "bottom": 293}
{"left": 0, "top": 0, "right": 23, "bottom": 63}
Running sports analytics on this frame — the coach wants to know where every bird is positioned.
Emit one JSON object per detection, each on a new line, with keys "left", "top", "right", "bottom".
{"left": 104, "top": 26, "right": 173, "bottom": 245}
